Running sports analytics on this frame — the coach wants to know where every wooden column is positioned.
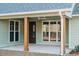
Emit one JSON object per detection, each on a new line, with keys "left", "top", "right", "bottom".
{"left": 59, "top": 11, "right": 66, "bottom": 55}
{"left": 24, "top": 17, "right": 29, "bottom": 51}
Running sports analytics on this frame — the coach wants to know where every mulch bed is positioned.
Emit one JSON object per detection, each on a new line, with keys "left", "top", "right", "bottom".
{"left": 69, "top": 51, "right": 79, "bottom": 56}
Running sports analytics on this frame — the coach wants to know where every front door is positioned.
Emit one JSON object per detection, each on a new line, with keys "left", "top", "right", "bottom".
{"left": 29, "top": 22, "right": 36, "bottom": 43}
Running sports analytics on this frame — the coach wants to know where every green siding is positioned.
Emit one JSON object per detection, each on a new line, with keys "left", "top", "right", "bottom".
{"left": 36, "top": 20, "right": 42, "bottom": 44}
{"left": 69, "top": 16, "right": 79, "bottom": 49}
{"left": 0, "top": 20, "right": 9, "bottom": 47}
{"left": 20, "top": 20, "right": 24, "bottom": 43}
{"left": 0, "top": 19, "right": 24, "bottom": 47}
{"left": 66, "top": 19, "right": 69, "bottom": 44}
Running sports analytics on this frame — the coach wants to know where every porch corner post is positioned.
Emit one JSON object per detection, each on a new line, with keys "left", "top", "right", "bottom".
{"left": 59, "top": 11, "right": 66, "bottom": 55}
{"left": 24, "top": 17, "right": 29, "bottom": 51}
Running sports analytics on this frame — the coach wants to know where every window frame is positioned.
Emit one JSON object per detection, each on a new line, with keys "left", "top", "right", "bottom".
{"left": 42, "top": 20, "right": 61, "bottom": 42}
{"left": 9, "top": 20, "right": 20, "bottom": 42}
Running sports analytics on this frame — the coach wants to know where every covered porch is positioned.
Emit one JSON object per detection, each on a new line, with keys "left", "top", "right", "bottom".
{"left": 23, "top": 11, "right": 70, "bottom": 55}
{"left": 0, "top": 9, "right": 71, "bottom": 55}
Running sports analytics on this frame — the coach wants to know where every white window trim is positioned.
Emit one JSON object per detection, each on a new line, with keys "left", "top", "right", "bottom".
{"left": 9, "top": 20, "right": 20, "bottom": 42}
{"left": 42, "top": 20, "right": 61, "bottom": 43}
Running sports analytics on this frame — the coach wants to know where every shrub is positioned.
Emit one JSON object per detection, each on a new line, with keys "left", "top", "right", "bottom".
{"left": 74, "top": 45, "right": 79, "bottom": 52}
{"left": 69, "top": 45, "right": 79, "bottom": 54}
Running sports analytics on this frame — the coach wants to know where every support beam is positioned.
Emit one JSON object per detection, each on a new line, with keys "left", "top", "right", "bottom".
{"left": 24, "top": 17, "right": 29, "bottom": 51}
{"left": 59, "top": 11, "right": 66, "bottom": 55}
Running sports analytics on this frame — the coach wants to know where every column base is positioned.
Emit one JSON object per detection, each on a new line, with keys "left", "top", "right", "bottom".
{"left": 24, "top": 48, "right": 29, "bottom": 56}
{"left": 24, "top": 48, "right": 29, "bottom": 51}
{"left": 60, "top": 51, "right": 65, "bottom": 56}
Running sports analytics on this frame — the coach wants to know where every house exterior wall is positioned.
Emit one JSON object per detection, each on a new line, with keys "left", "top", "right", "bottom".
{"left": 0, "top": 19, "right": 9, "bottom": 47}
{"left": 69, "top": 16, "right": 79, "bottom": 49}
{"left": 66, "top": 19, "right": 69, "bottom": 45}
{"left": 0, "top": 16, "right": 69, "bottom": 47}
{"left": 0, "top": 19, "right": 24, "bottom": 48}
{"left": 29, "top": 17, "right": 69, "bottom": 45}
{"left": 20, "top": 19, "right": 24, "bottom": 43}
{"left": 36, "top": 20, "right": 69, "bottom": 45}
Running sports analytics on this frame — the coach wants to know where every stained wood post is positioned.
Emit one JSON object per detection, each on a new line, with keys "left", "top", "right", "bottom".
{"left": 24, "top": 17, "right": 29, "bottom": 51}
{"left": 59, "top": 11, "right": 66, "bottom": 55}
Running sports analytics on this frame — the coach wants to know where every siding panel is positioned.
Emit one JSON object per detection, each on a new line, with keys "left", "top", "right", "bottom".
{"left": 0, "top": 19, "right": 24, "bottom": 47}
{"left": 69, "top": 16, "right": 79, "bottom": 49}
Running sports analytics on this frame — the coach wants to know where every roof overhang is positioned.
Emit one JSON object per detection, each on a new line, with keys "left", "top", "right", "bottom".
{"left": 64, "top": 12, "right": 72, "bottom": 18}
{"left": 0, "top": 8, "right": 71, "bottom": 19}
{"left": 0, "top": 8, "right": 71, "bottom": 16}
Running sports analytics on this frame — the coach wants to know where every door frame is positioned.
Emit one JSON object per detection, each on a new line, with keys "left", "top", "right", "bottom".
{"left": 42, "top": 20, "right": 61, "bottom": 43}
{"left": 29, "top": 21, "right": 36, "bottom": 43}
{"left": 9, "top": 20, "right": 20, "bottom": 42}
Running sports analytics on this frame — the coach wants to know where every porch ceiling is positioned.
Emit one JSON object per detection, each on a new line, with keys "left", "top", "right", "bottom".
{"left": 28, "top": 16, "right": 61, "bottom": 20}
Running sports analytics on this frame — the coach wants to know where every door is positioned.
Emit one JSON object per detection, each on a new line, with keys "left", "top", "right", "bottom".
{"left": 29, "top": 22, "right": 36, "bottom": 43}
{"left": 9, "top": 20, "right": 20, "bottom": 42}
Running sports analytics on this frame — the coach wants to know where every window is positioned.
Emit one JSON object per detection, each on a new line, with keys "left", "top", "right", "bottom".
{"left": 15, "top": 32, "right": 19, "bottom": 41}
{"left": 50, "top": 32, "right": 56, "bottom": 41}
{"left": 43, "top": 22, "right": 49, "bottom": 41}
{"left": 10, "top": 21, "right": 14, "bottom": 42}
{"left": 50, "top": 22, "right": 56, "bottom": 41}
{"left": 10, "top": 21, "right": 14, "bottom": 31}
{"left": 9, "top": 20, "right": 20, "bottom": 42}
{"left": 58, "top": 32, "right": 61, "bottom": 41}
{"left": 15, "top": 22, "right": 19, "bottom": 41}
{"left": 58, "top": 21, "right": 61, "bottom": 41}
{"left": 42, "top": 21, "right": 61, "bottom": 42}
{"left": 15, "top": 22, "right": 19, "bottom": 31}
{"left": 10, "top": 32, "right": 14, "bottom": 42}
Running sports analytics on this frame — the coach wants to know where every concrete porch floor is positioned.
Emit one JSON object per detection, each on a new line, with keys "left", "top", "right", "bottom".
{"left": 0, "top": 44, "right": 71, "bottom": 55}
